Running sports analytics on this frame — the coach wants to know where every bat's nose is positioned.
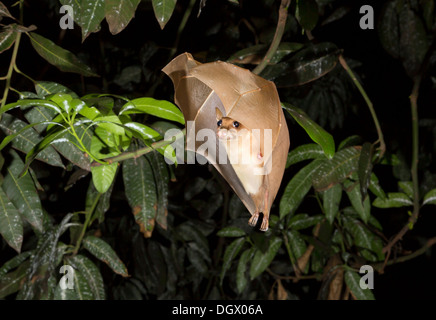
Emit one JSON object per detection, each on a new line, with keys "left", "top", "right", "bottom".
{"left": 217, "top": 130, "right": 227, "bottom": 138}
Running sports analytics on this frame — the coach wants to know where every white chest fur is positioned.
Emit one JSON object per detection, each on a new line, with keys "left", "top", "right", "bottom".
{"left": 220, "top": 129, "right": 264, "bottom": 195}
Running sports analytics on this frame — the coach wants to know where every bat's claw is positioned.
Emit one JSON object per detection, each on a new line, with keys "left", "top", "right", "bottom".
{"left": 248, "top": 213, "right": 259, "bottom": 227}
{"left": 260, "top": 217, "right": 269, "bottom": 232}
{"left": 248, "top": 213, "right": 269, "bottom": 232}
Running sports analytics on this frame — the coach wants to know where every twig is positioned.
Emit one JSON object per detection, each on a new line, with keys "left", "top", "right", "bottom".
{"left": 338, "top": 55, "right": 386, "bottom": 160}
{"left": 266, "top": 268, "right": 320, "bottom": 282}
{"left": 381, "top": 37, "right": 436, "bottom": 257}
{"left": 252, "top": 0, "right": 291, "bottom": 75}
{"left": 373, "top": 237, "right": 436, "bottom": 273}
{"left": 0, "top": 31, "right": 22, "bottom": 113}
{"left": 90, "top": 128, "right": 186, "bottom": 167}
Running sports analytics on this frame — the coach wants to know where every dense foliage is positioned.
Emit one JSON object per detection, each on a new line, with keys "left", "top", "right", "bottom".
{"left": 0, "top": 0, "right": 435, "bottom": 300}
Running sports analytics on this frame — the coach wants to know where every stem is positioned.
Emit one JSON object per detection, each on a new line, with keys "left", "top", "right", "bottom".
{"left": 73, "top": 193, "right": 101, "bottom": 255}
{"left": 338, "top": 55, "right": 386, "bottom": 159}
{"left": 170, "top": 0, "right": 196, "bottom": 59}
{"left": 382, "top": 77, "right": 421, "bottom": 255}
{"left": 381, "top": 37, "right": 436, "bottom": 256}
{"left": 146, "top": 0, "right": 196, "bottom": 97}
{"left": 91, "top": 128, "right": 186, "bottom": 167}
{"left": 252, "top": 0, "right": 291, "bottom": 75}
{"left": 0, "top": 32, "right": 22, "bottom": 112}
{"left": 0, "top": 0, "right": 24, "bottom": 114}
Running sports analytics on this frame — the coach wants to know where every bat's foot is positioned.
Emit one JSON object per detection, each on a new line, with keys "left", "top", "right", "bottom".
{"left": 260, "top": 217, "right": 269, "bottom": 232}
{"left": 248, "top": 213, "right": 269, "bottom": 232}
{"left": 248, "top": 213, "right": 259, "bottom": 227}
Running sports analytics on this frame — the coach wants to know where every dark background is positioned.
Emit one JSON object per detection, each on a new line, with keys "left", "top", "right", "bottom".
{"left": 1, "top": 0, "right": 435, "bottom": 299}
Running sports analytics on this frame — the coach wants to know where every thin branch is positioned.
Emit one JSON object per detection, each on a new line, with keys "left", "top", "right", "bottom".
{"left": 374, "top": 237, "right": 436, "bottom": 273}
{"left": 338, "top": 55, "right": 386, "bottom": 159}
{"left": 90, "top": 128, "right": 186, "bottom": 167}
{"left": 382, "top": 37, "right": 436, "bottom": 256}
{"left": 252, "top": 0, "right": 291, "bottom": 75}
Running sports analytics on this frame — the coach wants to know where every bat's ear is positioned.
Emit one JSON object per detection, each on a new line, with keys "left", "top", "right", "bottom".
{"left": 215, "top": 108, "right": 223, "bottom": 120}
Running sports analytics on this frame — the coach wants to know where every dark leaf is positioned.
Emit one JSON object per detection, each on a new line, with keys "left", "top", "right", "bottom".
{"left": 28, "top": 32, "right": 98, "bottom": 77}
{"left": 357, "top": 142, "right": 373, "bottom": 201}
{"left": 105, "top": 0, "right": 141, "bottom": 35}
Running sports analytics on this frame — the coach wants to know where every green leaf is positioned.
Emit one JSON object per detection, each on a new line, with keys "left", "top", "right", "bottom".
{"left": 0, "top": 261, "right": 29, "bottom": 298}
{"left": 3, "top": 150, "right": 44, "bottom": 232}
{"left": 0, "top": 251, "right": 32, "bottom": 276}
{"left": 220, "top": 237, "right": 245, "bottom": 285}
{"left": 105, "top": 0, "right": 141, "bottom": 35}
{"left": 147, "top": 152, "right": 169, "bottom": 230}
{"left": 296, "top": 0, "right": 319, "bottom": 31}
{"left": 280, "top": 160, "right": 322, "bottom": 219}
{"left": 123, "top": 154, "right": 157, "bottom": 237}
{"left": 344, "top": 180, "right": 371, "bottom": 224}
{"left": 322, "top": 183, "right": 342, "bottom": 224}
{"left": 35, "top": 81, "right": 79, "bottom": 98}
{"left": 17, "top": 214, "right": 75, "bottom": 300}
{"left": 0, "top": 187, "right": 23, "bottom": 253}
{"left": 95, "top": 115, "right": 125, "bottom": 136}
{"left": 249, "top": 237, "right": 282, "bottom": 279}
{"left": 217, "top": 226, "right": 246, "bottom": 237}
{"left": 28, "top": 32, "right": 98, "bottom": 77}
{"left": 357, "top": 142, "right": 373, "bottom": 201}
{"left": 85, "top": 180, "right": 113, "bottom": 224}
{"left": 80, "top": 0, "right": 105, "bottom": 41}
{"left": 373, "top": 192, "right": 413, "bottom": 208}
{"left": 0, "top": 114, "right": 65, "bottom": 168}
{"left": 282, "top": 103, "right": 335, "bottom": 158}
{"left": 286, "top": 143, "right": 324, "bottom": 168}
{"left": 83, "top": 236, "right": 129, "bottom": 277}
{"left": 228, "top": 42, "right": 304, "bottom": 64}
{"left": 23, "top": 125, "right": 70, "bottom": 172}
{"left": 54, "top": 281, "right": 79, "bottom": 300}
{"left": 22, "top": 103, "right": 58, "bottom": 133}
{"left": 0, "top": 117, "right": 64, "bottom": 153}
{"left": 124, "top": 122, "right": 161, "bottom": 140}
{"left": 151, "top": 0, "right": 177, "bottom": 29}
{"left": 423, "top": 189, "right": 436, "bottom": 206}
{"left": 91, "top": 162, "right": 118, "bottom": 194}
{"left": 0, "top": 2, "right": 14, "bottom": 19}
{"left": 263, "top": 42, "right": 340, "bottom": 87}
{"left": 312, "top": 146, "right": 361, "bottom": 192}
{"left": 343, "top": 215, "right": 384, "bottom": 262}
{"left": 344, "top": 270, "right": 375, "bottom": 300}
{"left": 286, "top": 230, "right": 307, "bottom": 259}
{"left": 0, "top": 24, "right": 18, "bottom": 54}
{"left": 288, "top": 213, "right": 324, "bottom": 230}
{"left": 1, "top": 99, "right": 62, "bottom": 116}
{"left": 338, "top": 135, "right": 362, "bottom": 151}
{"left": 68, "top": 254, "right": 105, "bottom": 300}
{"left": 51, "top": 134, "right": 91, "bottom": 171}
{"left": 378, "top": 0, "right": 429, "bottom": 77}
{"left": 90, "top": 129, "right": 122, "bottom": 159}
{"left": 368, "top": 173, "right": 386, "bottom": 199}
{"left": 236, "top": 248, "right": 254, "bottom": 294}
{"left": 120, "top": 98, "right": 185, "bottom": 124}
{"left": 398, "top": 181, "right": 413, "bottom": 199}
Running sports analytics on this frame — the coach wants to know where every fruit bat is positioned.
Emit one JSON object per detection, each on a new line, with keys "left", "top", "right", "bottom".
{"left": 162, "top": 53, "right": 290, "bottom": 231}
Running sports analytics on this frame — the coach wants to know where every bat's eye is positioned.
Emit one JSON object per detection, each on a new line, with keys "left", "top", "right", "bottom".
{"left": 233, "top": 121, "right": 239, "bottom": 128}
{"left": 217, "top": 119, "right": 222, "bottom": 127}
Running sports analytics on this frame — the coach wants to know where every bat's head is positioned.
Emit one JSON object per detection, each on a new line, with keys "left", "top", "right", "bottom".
{"left": 216, "top": 108, "right": 247, "bottom": 140}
